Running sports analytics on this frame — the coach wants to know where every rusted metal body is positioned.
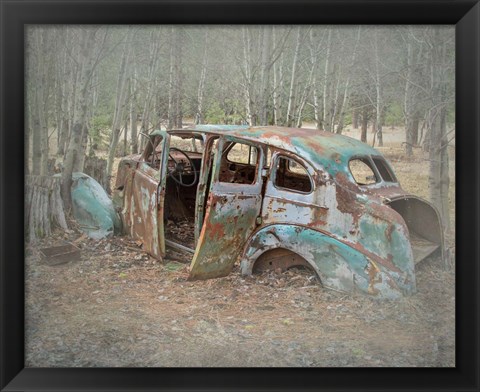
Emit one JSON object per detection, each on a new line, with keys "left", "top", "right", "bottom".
{"left": 113, "top": 125, "right": 444, "bottom": 299}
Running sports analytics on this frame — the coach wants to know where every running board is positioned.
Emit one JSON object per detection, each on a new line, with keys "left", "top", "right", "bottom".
{"left": 165, "top": 239, "right": 195, "bottom": 254}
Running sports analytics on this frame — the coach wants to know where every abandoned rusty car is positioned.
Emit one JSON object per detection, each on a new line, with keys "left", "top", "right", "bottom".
{"left": 113, "top": 125, "right": 444, "bottom": 299}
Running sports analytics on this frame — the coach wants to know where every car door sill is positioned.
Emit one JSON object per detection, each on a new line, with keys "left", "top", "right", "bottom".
{"left": 165, "top": 239, "right": 195, "bottom": 254}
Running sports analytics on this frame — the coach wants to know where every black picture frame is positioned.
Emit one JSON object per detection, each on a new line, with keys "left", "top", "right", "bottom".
{"left": 1, "top": 1, "right": 478, "bottom": 391}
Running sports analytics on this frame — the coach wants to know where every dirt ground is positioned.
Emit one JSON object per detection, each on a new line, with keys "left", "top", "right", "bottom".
{"left": 25, "top": 127, "right": 455, "bottom": 367}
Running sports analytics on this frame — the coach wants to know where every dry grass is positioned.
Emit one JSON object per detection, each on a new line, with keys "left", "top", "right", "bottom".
{"left": 25, "top": 233, "right": 455, "bottom": 367}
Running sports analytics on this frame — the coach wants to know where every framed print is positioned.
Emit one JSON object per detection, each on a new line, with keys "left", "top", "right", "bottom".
{"left": 1, "top": 0, "right": 479, "bottom": 391}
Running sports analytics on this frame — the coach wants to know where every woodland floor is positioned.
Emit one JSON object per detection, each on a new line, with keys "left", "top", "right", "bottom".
{"left": 25, "top": 127, "right": 456, "bottom": 367}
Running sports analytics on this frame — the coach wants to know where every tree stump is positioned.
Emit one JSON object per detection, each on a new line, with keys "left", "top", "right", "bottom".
{"left": 83, "top": 156, "right": 109, "bottom": 191}
{"left": 25, "top": 176, "right": 68, "bottom": 243}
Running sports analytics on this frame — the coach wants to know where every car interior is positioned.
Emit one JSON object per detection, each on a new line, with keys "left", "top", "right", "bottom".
{"left": 143, "top": 132, "right": 314, "bottom": 250}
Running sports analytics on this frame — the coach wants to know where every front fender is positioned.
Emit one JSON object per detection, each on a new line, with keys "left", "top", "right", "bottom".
{"left": 240, "top": 224, "right": 414, "bottom": 299}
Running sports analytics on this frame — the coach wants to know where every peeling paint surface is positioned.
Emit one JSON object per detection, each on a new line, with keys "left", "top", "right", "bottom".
{"left": 189, "top": 137, "right": 264, "bottom": 280}
{"left": 71, "top": 172, "right": 121, "bottom": 239}
{"left": 114, "top": 131, "right": 169, "bottom": 260}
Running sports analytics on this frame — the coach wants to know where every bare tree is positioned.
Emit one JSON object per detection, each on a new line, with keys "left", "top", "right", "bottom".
{"left": 106, "top": 29, "right": 134, "bottom": 182}
{"left": 425, "top": 28, "right": 453, "bottom": 230}
{"left": 25, "top": 25, "right": 454, "bottom": 222}
{"left": 61, "top": 28, "right": 107, "bottom": 210}
{"left": 195, "top": 31, "right": 209, "bottom": 125}
{"left": 167, "top": 27, "right": 184, "bottom": 129}
{"left": 285, "top": 27, "right": 302, "bottom": 127}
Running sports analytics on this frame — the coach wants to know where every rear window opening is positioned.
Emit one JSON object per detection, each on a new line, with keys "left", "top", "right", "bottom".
{"left": 372, "top": 157, "right": 397, "bottom": 183}
{"left": 349, "top": 158, "right": 378, "bottom": 185}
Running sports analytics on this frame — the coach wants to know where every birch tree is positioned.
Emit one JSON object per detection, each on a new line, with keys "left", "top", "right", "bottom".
{"left": 425, "top": 28, "right": 453, "bottom": 230}
{"left": 61, "top": 28, "right": 106, "bottom": 210}
{"left": 285, "top": 27, "right": 302, "bottom": 127}
{"left": 195, "top": 31, "right": 209, "bottom": 125}
{"left": 106, "top": 29, "right": 134, "bottom": 182}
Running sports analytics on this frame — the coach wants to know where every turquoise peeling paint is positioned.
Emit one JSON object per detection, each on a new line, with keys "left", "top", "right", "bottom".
{"left": 358, "top": 218, "right": 412, "bottom": 271}
{"left": 71, "top": 172, "right": 121, "bottom": 239}
{"left": 242, "top": 224, "right": 414, "bottom": 298}
{"left": 244, "top": 225, "right": 370, "bottom": 294}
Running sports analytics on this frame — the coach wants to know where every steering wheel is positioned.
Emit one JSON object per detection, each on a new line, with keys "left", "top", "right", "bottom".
{"left": 167, "top": 147, "right": 198, "bottom": 187}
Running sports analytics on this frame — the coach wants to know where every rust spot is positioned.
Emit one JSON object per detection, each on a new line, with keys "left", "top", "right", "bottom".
{"left": 332, "top": 152, "right": 342, "bottom": 164}
{"left": 385, "top": 224, "right": 394, "bottom": 242}
{"left": 334, "top": 173, "right": 363, "bottom": 225}
{"left": 365, "top": 262, "right": 382, "bottom": 295}
{"left": 206, "top": 221, "right": 225, "bottom": 240}
{"left": 309, "top": 205, "right": 328, "bottom": 228}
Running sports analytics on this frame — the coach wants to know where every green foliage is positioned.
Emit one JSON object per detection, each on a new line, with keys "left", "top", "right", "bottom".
{"left": 205, "top": 101, "right": 244, "bottom": 125}
{"left": 205, "top": 103, "right": 224, "bottom": 124}
{"left": 301, "top": 105, "right": 316, "bottom": 124}
{"left": 384, "top": 103, "right": 403, "bottom": 127}
{"left": 344, "top": 112, "right": 353, "bottom": 127}
{"left": 90, "top": 114, "right": 112, "bottom": 150}
{"left": 446, "top": 106, "right": 455, "bottom": 125}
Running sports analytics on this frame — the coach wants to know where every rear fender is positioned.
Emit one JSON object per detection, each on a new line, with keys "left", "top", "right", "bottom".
{"left": 240, "top": 224, "right": 410, "bottom": 298}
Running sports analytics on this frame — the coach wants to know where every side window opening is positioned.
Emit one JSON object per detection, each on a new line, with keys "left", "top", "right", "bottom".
{"left": 349, "top": 158, "right": 378, "bottom": 185}
{"left": 145, "top": 135, "right": 163, "bottom": 170}
{"left": 372, "top": 157, "right": 396, "bottom": 183}
{"left": 219, "top": 142, "right": 258, "bottom": 185}
{"left": 274, "top": 156, "right": 313, "bottom": 193}
{"left": 225, "top": 142, "right": 257, "bottom": 165}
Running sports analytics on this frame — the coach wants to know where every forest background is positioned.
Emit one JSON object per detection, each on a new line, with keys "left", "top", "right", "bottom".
{"left": 25, "top": 25, "right": 455, "bottom": 229}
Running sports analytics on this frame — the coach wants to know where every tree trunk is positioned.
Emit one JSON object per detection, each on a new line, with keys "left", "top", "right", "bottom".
{"left": 336, "top": 27, "right": 361, "bottom": 134}
{"left": 140, "top": 31, "right": 161, "bottom": 147}
{"left": 286, "top": 28, "right": 301, "bottom": 127}
{"left": 130, "top": 72, "right": 138, "bottom": 154}
{"left": 329, "top": 64, "right": 340, "bottom": 132}
{"left": 352, "top": 108, "right": 359, "bottom": 129}
{"left": 373, "top": 29, "right": 383, "bottom": 147}
{"left": 427, "top": 29, "right": 451, "bottom": 231}
{"left": 242, "top": 27, "right": 254, "bottom": 126}
{"left": 296, "top": 30, "right": 320, "bottom": 128}
{"left": 106, "top": 30, "right": 133, "bottom": 181}
{"left": 29, "top": 29, "right": 51, "bottom": 176}
{"left": 428, "top": 106, "right": 450, "bottom": 230}
{"left": 412, "top": 112, "right": 420, "bottom": 145}
{"left": 272, "top": 28, "right": 280, "bottom": 126}
{"left": 195, "top": 31, "right": 209, "bottom": 125}
{"left": 174, "top": 30, "right": 183, "bottom": 128}
{"left": 62, "top": 122, "right": 83, "bottom": 211}
{"left": 403, "top": 33, "right": 415, "bottom": 157}
{"left": 321, "top": 28, "right": 332, "bottom": 131}
{"left": 361, "top": 108, "right": 368, "bottom": 143}
{"left": 258, "top": 27, "right": 272, "bottom": 126}
{"left": 62, "top": 28, "right": 102, "bottom": 210}
{"left": 26, "top": 176, "right": 68, "bottom": 242}
{"left": 167, "top": 28, "right": 184, "bottom": 129}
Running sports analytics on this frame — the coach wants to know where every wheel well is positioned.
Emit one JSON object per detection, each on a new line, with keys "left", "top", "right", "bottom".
{"left": 252, "top": 248, "right": 319, "bottom": 279}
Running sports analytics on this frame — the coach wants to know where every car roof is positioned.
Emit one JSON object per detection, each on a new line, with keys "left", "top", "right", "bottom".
{"left": 180, "top": 125, "right": 380, "bottom": 175}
